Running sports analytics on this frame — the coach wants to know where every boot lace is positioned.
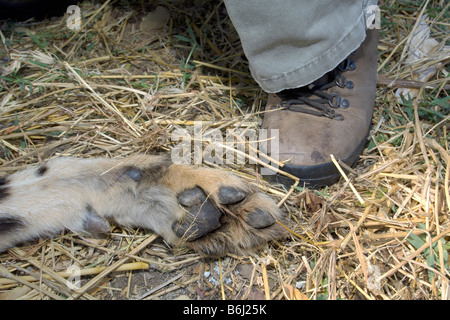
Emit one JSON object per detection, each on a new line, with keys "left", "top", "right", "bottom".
{"left": 276, "top": 58, "right": 356, "bottom": 121}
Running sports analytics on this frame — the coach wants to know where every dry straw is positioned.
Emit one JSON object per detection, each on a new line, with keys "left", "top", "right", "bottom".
{"left": 0, "top": 0, "right": 448, "bottom": 300}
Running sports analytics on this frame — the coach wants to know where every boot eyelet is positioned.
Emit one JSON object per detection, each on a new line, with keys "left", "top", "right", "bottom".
{"left": 340, "top": 99, "right": 350, "bottom": 109}
{"left": 346, "top": 81, "right": 354, "bottom": 89}
{"left": 337, "top": 59, "right": 356, "bottom": 72}
{"left": 328, "top": 93, "right": 341, "bottom": 108}
{"left": 335, "top": 75, "right": 346, "bottom": 88}
{"left": 348, "top": 61, "right": 356, "bottom": 71}
{"left": 335, "top": 75, "right": 354, "bottom": 89}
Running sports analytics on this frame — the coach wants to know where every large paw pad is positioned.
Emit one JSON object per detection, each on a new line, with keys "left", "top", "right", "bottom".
{"left": 172, "top": 183, "right": 286, "bottom": 256}
{"left": 173, "top": 187, "right": 223, "bottom": 241}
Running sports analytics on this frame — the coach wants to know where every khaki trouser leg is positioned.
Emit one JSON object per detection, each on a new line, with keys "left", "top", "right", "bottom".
{"left": 224, "top": 0, "right": 378, "bottom": 92}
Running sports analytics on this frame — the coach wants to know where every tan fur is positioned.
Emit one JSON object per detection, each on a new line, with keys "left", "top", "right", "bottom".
{"left": 0, "top": 155, "right": 286, "bottom": 256}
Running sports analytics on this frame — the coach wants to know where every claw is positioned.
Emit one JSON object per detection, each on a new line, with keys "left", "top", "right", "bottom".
{"left": 218, "top": 186, "right": 247, "bottom": 204}
{"left": 246, "top": 209, "right": 276, "bottom": 229}
{"left": 83, "top": 204, "right": 111, "bottom": 236}
{"left": 124, "top": 167, "right": 142, "bottom": 181}
{"left": 177, "top": 187, "right": 206, "bottom": 206}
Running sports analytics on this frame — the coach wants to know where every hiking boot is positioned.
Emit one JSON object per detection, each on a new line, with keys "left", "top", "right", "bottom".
{"left": 261, "top": 29, "right": 378, "bottom": 188}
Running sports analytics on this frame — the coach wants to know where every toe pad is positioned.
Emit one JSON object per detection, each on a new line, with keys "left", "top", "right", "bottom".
{"left": 173, "top": 187, "right": 222, "bottom": 241}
